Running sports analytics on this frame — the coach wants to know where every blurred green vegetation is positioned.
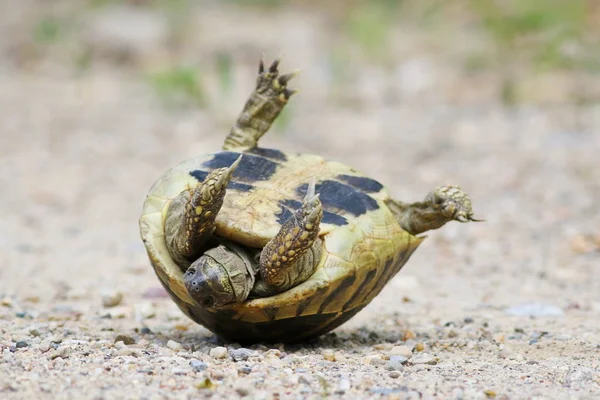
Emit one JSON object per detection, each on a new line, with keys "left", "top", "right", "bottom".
{"left": 148, "top": 66, "right": 205, "bottom": 107}
{"left": 33, "top": 18, "right": 63, "bottom": 44}
{"left": 20, "top": 0, "right": 599, "bottom": 106}
{"left": 469, "top": 0, "right": 596, "bottom": 71}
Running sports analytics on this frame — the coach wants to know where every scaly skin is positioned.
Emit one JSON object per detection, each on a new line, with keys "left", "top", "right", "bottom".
{"left": 223, "top": 56, "right": 298, "bottom": 151}
{"left": 258, "top": 179, "right": 323, "bottom": 293}
{"left": 386, "top": 185, "right": 481, "bottom": 236}
{"left": 164, "top": 156, "right": 242, "bottom": 267}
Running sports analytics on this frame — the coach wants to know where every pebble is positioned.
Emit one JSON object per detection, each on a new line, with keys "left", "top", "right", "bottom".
{"left": 265, "top": 348, "right": 281, "bottom": 358}
{"left": 366, "top": 355, "right": 385, "bottom": 366}
{"left": 336, "top": 378, "right": 351, "bottom": 394}
{"left": 15, "top": 341, "right": 29, "bottom": 348}
{"left": 411, "top": 353, "right": 437, "bottom": 365}
{"left": 230, "top": 348, "right": 254, "bottom": 362}
{"left": 386, "top": 356, "right": 406, "bottom": 371}
{"left": 29, "top": 327, "right": 42, "bottom": 337}
{"left": 237, "top": 366, "right": 252, "bottom": 375}
{"left": 404, "top": 330, "right": 417, "bottom": 340}
{"left": 334, "top": 351, "right": 347, "bottom": 363}
{"left": 50, "top": 347, "right": 70, "bottom": 360}
{"left": 49, "top": 335, "right": 62, "bottom": 344}
{"left": 390, "top": 345, "right": 412, "bottom": 358}
{"left": 373, "top": 343, "right": 393, "bottom": 350}
{"left": 117, "top": 348, "right": 138, "bottom": 356}
{"left": 209, "top": 346, "right": 229, "bottom": 359}
{"left": 190, "top": 359, "right": 208, "bottom": 372}
{"left": 321, "top": 349, "right": 336, "bottom": 361}
{"left": 114, "top": 334, "right": 136, "bottom": 345}
{"left": 1, "top": 297, "right": 14, "bottom": 307}
{"left": 140, "top": 327, "right": 152, "bottom": 335}
{"left": 389, "top": 371, "right": 401, "bottom": 378}
{"left": 134, "top": 302, "right": 156, "bottom": 319}
{"left": 166, "top": 340, "right": 183, "bottom": 352}
{"left": 101, "top": 289, "right": 123, "bottom": 307}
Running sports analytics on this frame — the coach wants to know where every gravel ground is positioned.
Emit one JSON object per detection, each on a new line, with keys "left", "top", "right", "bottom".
{"left": 1, "top": 2, "right": 600, "bottom": 399}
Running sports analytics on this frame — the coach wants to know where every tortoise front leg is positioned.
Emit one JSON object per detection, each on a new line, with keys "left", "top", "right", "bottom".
{"left": 164, "top": 156, "right": 242, "bottom": 268}
{"left": 387, "top": 185, "right": 481, "bottom": 236}
{"left": 255, "top": 180, "right": 323, "bottom": 295}
{"left": 223, "top": 56, "right": 298, "bottom": 151}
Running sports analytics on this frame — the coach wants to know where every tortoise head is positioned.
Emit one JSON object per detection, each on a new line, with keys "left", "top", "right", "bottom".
{"left": 183, "top": 245, "right": 253, "bottom": 308}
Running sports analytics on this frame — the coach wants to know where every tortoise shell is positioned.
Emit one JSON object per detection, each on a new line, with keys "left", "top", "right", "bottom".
{"left": 139, "top": 147, "right": 424, "bottom": 342}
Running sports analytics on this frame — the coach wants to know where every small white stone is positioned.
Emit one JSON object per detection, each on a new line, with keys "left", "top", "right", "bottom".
{"left": 411, "top": 353, "right": 437, "bottom": 365}
{"left": 48, "top": 335, "right": 62, "bottom": 344}
{"left": 338, "top": 378, "right": 351, "bottom": 391}
{"left": 166, "top": 340, "right": 183, "bottom": 352}
{"left": 334, "top": 351, "right": 347, "bottom": 363}
{"left": 134, "top": 302, "right": 156, "bottom": 319}
{"left": 389, "top": 345, "right": 412, "bottom": 358}
{"left": 117, "top": 347, "right": 138, "bottom": 356}
{"left": 101, "top": 290, "right": 123, "bottom": 308}
{"left": 209, "top": 346, "right": 228, "bottom": 359}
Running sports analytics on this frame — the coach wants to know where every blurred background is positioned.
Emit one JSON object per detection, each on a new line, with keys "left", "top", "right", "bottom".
{"left": 1, "top": 0, "right": 600, "bottom": 397}
{"left": 1, "top": 0, "right": 599, "bottom": 339}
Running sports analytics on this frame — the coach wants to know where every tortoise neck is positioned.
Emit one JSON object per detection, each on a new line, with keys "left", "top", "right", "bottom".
{"left": 385, "top": 198, "right": 449, "bottom": 236}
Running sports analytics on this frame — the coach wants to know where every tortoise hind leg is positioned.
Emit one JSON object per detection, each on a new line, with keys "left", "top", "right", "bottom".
{"left": 164, "top": 156, "right": 242, "bottom": 268}
{"left": 255, "top": 180, "right": 323, "bottom": 295}
{"left": 223, "top": 56, "right": 298, "bottom": 151}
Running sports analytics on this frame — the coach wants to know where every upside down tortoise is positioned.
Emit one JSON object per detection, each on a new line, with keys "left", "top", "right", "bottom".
{"left": 139, "top": 57, "right": 479, "bottom": 343}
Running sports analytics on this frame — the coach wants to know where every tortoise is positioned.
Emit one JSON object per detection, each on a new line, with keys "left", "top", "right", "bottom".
{"left": 139, "top": 57, "right": 479, "bottom": 343}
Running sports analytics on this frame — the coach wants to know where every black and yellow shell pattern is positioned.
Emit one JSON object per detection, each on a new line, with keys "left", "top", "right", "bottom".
{"left": 139, "top": 148, "right": 424, "bottom": 342}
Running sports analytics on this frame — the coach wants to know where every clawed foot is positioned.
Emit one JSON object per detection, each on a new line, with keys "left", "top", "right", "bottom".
{"left": 256, "top": 56, "right": 299, "bottom": 102}
{"left": 165, "top": 156, "right": 242, "bottom": 265}
{"left": 426, "top": 185, "right": 481, "bottom": 223}
{"left": 223, "top": 55, "right": 299, "bottom": 151}
{"left": 259, "top": 179, "right": 323, "bottom": 290}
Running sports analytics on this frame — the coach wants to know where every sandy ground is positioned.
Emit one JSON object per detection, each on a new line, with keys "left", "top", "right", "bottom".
{"left": 1, "top": 2, "right": 600, "bottom": 399}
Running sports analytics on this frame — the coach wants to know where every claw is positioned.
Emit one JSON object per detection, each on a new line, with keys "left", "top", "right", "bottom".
{"left": 468, "top": 216, "right": 485, "bottom": 222}
{"left": 269, "top": 56, "right": 281, "bottom": 73}
{"left": 457, "top": 214, "right": 485, "bottom": 223}
{"left": 228, "top": 154, "right": 243, "bottom": 174}
{"left": 277, "top": 70, "right": 299, "bottom": 86}
{"left": 283, "top": 88, "right": 297, "bottom": 100}
{"left": 304, "top": 178, "right": 316, "bottom": 201}
{"left": 215, "top": 155, "right": 242, "bottom": 190}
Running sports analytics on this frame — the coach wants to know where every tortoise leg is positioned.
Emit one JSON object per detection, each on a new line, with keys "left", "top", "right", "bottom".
{"left": 223, "top": 56, "right": 298, "bottom": 151}
{"left": 386, "top": 185, "right": 481, "bottom": 236}
{"left": 164, "top": 156, "right": 242, "bottom": 268}
{"left": 256, "top": 180, "right": 323, "bottom": 294}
